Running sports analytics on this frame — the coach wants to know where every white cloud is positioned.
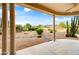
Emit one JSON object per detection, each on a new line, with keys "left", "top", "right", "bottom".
{"left": 24, "top": 8, "right": 31, "bottom": 12}
{"left": 21, "top": 15, "right": 32, "bottom": 19}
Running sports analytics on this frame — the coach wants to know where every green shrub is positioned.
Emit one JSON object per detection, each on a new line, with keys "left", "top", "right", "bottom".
{"left": 35, "top": 25, "right": 43, "bottom": 30}
{"left": 16, "top": 25, "right": 23, "bottom": 32}
{"left": 23, "top": 27, "right": 28, "bottom": 31}
{"left": 30, "top": 26, "right": 36, "bottom": 31}
{"left": 58, "top": 22, "right": 66, "bottom": 28}
{"left": 36, "top": 28, "right": 43, "bottom": 35}
{"left": 48, "top": 28, "right": 53, "bottom": 33}
{"left": 49, "top": 29, "right": 53, "bottom": 33}
{"left": 23, "top": 23, "right": 32, "bottom": 31}
{"left": 48, "top": 28, "right": 50, "bottom": 31}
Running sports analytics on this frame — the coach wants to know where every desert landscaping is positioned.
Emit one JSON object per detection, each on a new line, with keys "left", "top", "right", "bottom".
{"left": 0, "top": 16, "right": 79, "bottom": 52}
{"left": 15, "top": 31, "right": 79, "bottom": 51}
{"left": 0, "top": 29, "right": 79, "bottom": 51}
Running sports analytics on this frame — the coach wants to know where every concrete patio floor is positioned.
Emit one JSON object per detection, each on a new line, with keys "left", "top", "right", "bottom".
{"left": 16, "top": 39, "right": 79, "bottom": 55}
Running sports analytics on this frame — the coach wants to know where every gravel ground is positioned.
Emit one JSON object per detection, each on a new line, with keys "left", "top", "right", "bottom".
{"left": 0, "top": 31, "right": 79, "bottom": 51}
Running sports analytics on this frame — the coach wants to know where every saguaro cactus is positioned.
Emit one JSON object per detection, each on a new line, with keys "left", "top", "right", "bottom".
{"left": 66, "top": 21, "right": 70, "bottom": 37}
{"left": 66, "top": 16, "right": 79, "bottom": 37}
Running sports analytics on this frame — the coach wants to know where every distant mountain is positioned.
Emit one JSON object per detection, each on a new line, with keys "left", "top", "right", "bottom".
{"left": 44, "top": 25, "right": 52, "bottom": 28}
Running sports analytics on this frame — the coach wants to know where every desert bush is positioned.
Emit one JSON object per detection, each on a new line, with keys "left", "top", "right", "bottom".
{"left": 23, "top": 23, "right": 32, "bottom": 31}
{"left": 30, "top": 26, "right": 36, "bottom": 31}
{"left": 48, "top": 28, "right": 53, "bottom": 33}
{"left": 58, "top": 22, "right": 66, "bottom": 28}
{"left": 16, "top": 25, "right": 23, "bottom": 32}
{"left": 36, "top": 28, "right": 43, "bottom": 38}
{"left": 23, "top": 27, "right": 28, "bottom": 31}
{"left": 49, "top": 29, "right": 53, "bottom": 33}
{"left": 35, "top": 25, "right": 43, "bottom": 29}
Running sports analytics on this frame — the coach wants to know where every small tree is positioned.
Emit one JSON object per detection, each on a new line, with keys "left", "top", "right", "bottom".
{"left": 58, "top": 22, "right": 66, "bottom": 28}
{"left": 23, "top": 23, "right": 32, "bottom": 31}
{"left": 35, "top": 25, "right": 43, "bottom": 30}
{"left": 30, "top": 26, "right": 36, "bottom": 31}
{"left": 16, "top": 25, "right": 23, "bottom": 32}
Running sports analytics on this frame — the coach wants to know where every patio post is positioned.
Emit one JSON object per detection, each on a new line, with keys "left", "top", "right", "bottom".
{"left": 53, "top": 15, "right": 56, "bottom": 41}
{"left": 1, "top": 3, "right": 8, "bottom": 55}
{"left": 10, "top": 3, "right": 15, "bottom": 55}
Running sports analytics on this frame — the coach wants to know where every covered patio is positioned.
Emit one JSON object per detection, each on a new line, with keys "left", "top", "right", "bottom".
{"left": 17, "top": 39, "right": 79, "bottom": 55}
{"left": 1, "top": 3, "right": 79, "bottom": 55}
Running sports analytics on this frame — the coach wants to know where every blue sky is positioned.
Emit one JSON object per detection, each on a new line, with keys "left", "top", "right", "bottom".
{"left": 0, "top": 5, "right": 73, "bottom": 25}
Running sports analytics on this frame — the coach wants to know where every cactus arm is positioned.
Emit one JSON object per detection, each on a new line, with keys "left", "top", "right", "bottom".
{"left": 66, "top": 16, "right": 79, "bottom": 37}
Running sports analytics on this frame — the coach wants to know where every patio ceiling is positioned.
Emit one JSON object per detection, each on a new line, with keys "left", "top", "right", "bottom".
{"left": 0, "top": 3, "right": 79, "bottom": 16}
{"left": 19, "top": 3, "right": 79, "bottom": 16}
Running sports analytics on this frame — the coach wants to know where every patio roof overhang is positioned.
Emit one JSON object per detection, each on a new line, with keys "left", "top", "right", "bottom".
{"left": 1, "top": 3, "right": 79, "bottom": 55}
{"left": 17, "top": 3, "right": 79, "bottom": 16}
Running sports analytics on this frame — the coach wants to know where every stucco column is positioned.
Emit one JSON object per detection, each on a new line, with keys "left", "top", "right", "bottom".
{"left": 53, "top": 15, "right": 56, "bottom": 41}
{"left": 10, "top": 3, "right": 15, "bottom": 55}
{"left": 2, "top": 3, "right": 8, "bottom": 55}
